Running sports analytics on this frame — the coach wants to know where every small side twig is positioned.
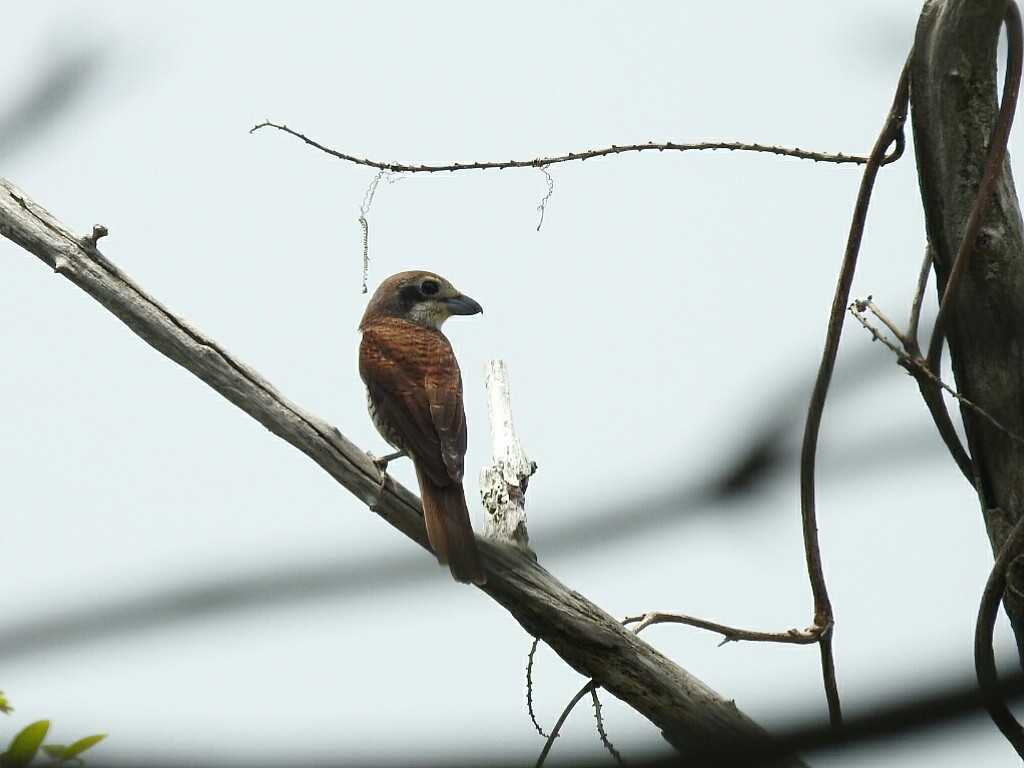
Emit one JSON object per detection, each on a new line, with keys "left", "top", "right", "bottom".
{"left": 849, "top": 301, "right": 1024, "bottom": 447}
{"left": 906, "top": 246, "right": 933, "bottom": 344}
{"left": 591, "top": 689, "right": 625, "bottom": 766}
{"left": 526, "top": 637, "right": 549, "bottom": 739}
{"left": 976, "top": 514, "right": 1024, "bottom": 758}
{"left": 358, "top": 169, "right": 386, "bottom": 294}
{"left": 623, "top": 612, "right": 823, "bottom": 647}
{"left": 80, "top": 224, "right": 108, "bottom": 250}
{"left": 535, "top": 166, "right": 554, "bottom": 231}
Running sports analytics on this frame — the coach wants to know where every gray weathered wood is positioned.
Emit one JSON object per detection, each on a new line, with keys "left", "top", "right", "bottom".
{"left": 911, "top": 0, "right": 1024, "bottom": 658}
{"left": 0, "top": 177, "right": 805, "bottom": 764}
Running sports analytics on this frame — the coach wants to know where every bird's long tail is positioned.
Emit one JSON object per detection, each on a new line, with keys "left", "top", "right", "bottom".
{"left": 415, "top": 466, "right": 486, "bottom": 585}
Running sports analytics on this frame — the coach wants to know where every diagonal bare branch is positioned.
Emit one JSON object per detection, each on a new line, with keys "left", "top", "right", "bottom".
{"left": 0, "top": 177, "right": 805, "bottom": 766}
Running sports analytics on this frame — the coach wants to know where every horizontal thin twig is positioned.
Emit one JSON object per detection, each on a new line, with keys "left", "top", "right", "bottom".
{"left": 249, "top": 121, "right": 870, "bottom": 171}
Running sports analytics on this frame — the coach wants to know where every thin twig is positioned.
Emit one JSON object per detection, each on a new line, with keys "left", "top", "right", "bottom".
{"left": 535, "top": 166, "right": 554, "bottom": 231}
{"left": 623, "top": 612, "right": 822, "bottom": 646}
{"left": 906, "top": 246, "right": 933, "bottom": 345}
{"left": 534, "top": 605, "right": 825, "bottom": 767}
{"left": 893, "top": 258, "right": 976, "bottom": 486}
{"left": 591, "top": 689, "right": 625, "bottom": 766}
{"left": 849, "top": 303, "right": 1024, "bottom": 445}
{"left": 358, "top": 169, "right": 386, "bottom": 294}
{"left": 526, "top": 637, "right": 549, "bottom": 739}
{"left": 250, "top": 121, "right": 871, "bottom": 171}
{"left": 976, "top": 515, "right": 1024, "bottom": 758}
{"left": 535, "top": 681, "right": 598, "bottom": 768}
{"left": 797, "top": 54, "right": 912, "bottom": 728}
{"left": 925, "top": 1, "right": 1023, "bottom": 373}
{"left": 862, "top": 297, "right": 910, "bottom": 348}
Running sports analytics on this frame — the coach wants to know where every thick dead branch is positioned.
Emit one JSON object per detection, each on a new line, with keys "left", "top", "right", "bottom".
{"left": 480, "top": 360, "right": 535, "bottom": 552}
{"left": 0, "top": 177, "right": 805, "bottom": 765}
{"left": 912, "top": 0, "right": 1024, "bottom": 665}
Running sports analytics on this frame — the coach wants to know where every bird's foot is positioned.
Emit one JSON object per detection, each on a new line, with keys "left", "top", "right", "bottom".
{"left": 370, "top": 449, "right": 407, "bottom": 474}
{"left": 367, "top": 449, "right": 407, "bottom": 497}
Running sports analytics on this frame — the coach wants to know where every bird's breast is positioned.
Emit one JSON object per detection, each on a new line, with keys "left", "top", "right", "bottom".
{"left": 365, "top": 387, "right": 405, "bottom": 451}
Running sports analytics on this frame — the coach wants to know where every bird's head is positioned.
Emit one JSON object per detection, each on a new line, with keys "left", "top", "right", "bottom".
{"left": 360, "top": 270, "right": 483, "bottom": 330}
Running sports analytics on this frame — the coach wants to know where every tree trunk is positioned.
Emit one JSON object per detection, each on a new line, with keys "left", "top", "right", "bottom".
{"left": 911, "top": 0, "right": 1024, "bottom": 660}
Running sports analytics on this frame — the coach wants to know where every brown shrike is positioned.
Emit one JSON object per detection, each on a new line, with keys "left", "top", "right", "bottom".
{"left": 359, "top": 271, "right": 486, "bottom": 585}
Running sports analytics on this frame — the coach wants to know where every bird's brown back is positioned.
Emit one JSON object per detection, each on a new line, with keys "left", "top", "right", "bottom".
{"left": 359, "top": 316, "right": 467, "bottom": 488}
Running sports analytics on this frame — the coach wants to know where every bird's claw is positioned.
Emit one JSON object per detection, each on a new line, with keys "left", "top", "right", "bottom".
{"left": 367, "top": 449, "right": 406, "bottom": 496}
{"left": 369, "top": 449, "right": 406, "bottom": 474}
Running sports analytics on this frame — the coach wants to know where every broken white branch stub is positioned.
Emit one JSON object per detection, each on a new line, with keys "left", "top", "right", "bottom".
{"left": 479, "top": 360, "right": 536, "bottom": 553}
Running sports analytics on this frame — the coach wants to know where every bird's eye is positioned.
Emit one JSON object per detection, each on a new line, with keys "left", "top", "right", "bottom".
{"left": 421, "top": 279, "right": 440, "bottom": 296}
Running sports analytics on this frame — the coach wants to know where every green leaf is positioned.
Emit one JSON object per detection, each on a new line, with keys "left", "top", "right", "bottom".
{"left": 62, "top": 734, "right": 106, "bottom": 759}
{"left": 0, "top": 693, "right": 11, "bottom": 716}
{"left": 3, "top": 720, "right": 49, "bottom": 767}
{"left": 41, "top": 745, "right": 66, "bottom": 759}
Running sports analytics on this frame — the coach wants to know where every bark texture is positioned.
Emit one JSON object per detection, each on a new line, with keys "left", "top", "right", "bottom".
{"left": 0, "top": 178, "right": 805, "bottom": 765}
{"left": 911, "top": 0, "right": 1024, "bottom": 654}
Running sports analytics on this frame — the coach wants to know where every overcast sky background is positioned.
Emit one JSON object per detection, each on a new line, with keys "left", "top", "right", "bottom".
{"left": 1, "top": 1, "right": 1019, "bottom": 765}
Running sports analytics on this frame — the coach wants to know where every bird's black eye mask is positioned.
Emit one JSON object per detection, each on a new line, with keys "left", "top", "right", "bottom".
{"left": 399, "top": 279, "right": 441, "bottom": 309}
{"left": 399, "top": 283, "right": 424, "bottom": 309}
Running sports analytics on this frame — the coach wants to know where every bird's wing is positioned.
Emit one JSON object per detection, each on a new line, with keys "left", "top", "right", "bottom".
{"left": 360, "top": 320, "right": 466, "bottom": 486}
{"left": 424, "top": 358, "right": 467, "bottom": 483}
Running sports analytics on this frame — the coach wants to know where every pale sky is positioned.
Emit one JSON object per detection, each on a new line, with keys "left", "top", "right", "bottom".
{"left": 1, "top": 2, "right": 1018, "bottom": 766}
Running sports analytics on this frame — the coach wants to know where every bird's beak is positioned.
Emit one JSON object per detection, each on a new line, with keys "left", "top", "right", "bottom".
{"left": 443, "top": 294, "right": 484, "bottom": 316}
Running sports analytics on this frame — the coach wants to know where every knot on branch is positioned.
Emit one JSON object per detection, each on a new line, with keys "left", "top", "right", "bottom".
{"left": 81, "top": 224, "right": 108, "bottom": 250}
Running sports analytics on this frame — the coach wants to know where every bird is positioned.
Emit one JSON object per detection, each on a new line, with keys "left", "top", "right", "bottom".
{"left": 358, "top": 270, "right": 486, "bottom": 585}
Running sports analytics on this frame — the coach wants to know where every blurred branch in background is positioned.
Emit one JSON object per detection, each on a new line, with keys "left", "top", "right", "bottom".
{"left": 528, "top": 671, "right": 1024, "bottom": 767}
{"left": 0, "top": 358, "right": 946, "bottom": 663}
{"left": 0, "top": 45, "right": 107, "bottom": 160}
{"left": 34, "top": 671, "right": 1024, "bottom": 767}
